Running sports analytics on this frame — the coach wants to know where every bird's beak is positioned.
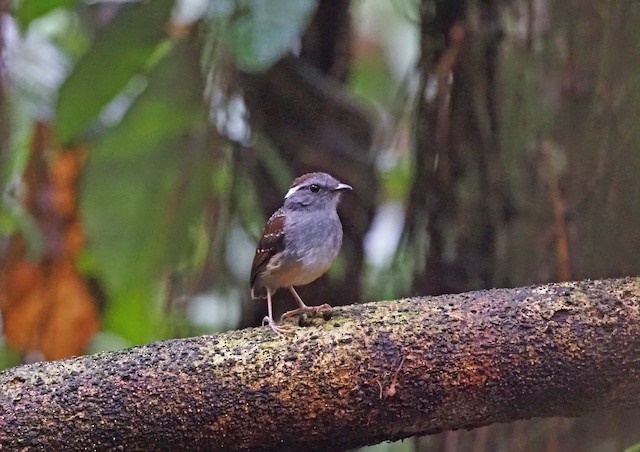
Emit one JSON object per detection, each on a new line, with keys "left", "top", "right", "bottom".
{"left": 335, "top": 183, "right": 352, "bottom": 192}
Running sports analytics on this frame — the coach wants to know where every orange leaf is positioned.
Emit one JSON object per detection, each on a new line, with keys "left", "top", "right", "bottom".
{"left": 0, "top": 122, "right": 99, "bottom": 361}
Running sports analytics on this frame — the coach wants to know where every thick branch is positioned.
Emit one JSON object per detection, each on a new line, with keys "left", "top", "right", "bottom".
{"left": 1, "top": 277, "right": 640, "bottom": 450}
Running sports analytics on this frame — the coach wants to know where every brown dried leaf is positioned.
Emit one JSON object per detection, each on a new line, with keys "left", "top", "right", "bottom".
{"left": 0, "top": 122, "right": 99, "bottom": 361}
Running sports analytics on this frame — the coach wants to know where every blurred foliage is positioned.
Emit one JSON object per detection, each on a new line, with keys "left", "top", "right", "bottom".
{"left": 82, "top": 37, "right": 209, "bottom": 343}
{"left": 495, "top": 0, "right": 640, "bottom": 286}
{"left": 2, "top": 0, "right": 330, "bottom": 351}
{"left": 221, "top": 0, "right": 317, "bottom": 72}
{"left": 627, "top": 442, "right": 640, "bottom": 452}
{"left": 14, "top": 0, "right": 79, "bottom": 29}
{"left": 0, "top": 124, "right": 99, "bottom": 361}
{"left": 55, "top": 0, "right": 174, "bottom": 144}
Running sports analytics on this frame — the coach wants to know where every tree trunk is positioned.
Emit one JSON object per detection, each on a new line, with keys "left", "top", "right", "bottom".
{"left": 409, "top": 0, "right": 508, "bottom": 296}
{"left": 1, "top": 277, "right": 640, "bottom": 451}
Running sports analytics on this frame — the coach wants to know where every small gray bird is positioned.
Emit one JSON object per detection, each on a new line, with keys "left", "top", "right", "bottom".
{"left": 250, "top": 172, "right": 352, "bottom": 335}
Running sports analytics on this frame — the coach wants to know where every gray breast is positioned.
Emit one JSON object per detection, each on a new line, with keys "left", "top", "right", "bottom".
{"left": 283, "top": 211, "right": 343, "bottom": 270}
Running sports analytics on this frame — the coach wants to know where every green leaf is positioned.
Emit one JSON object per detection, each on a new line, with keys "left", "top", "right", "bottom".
{"left": 82, "top": 38, "right": 209, "bottom": 344}
{"left": 14, "top": 0, "right": 79, "bottom": 29}
{"left": 55, "top": 0, "right": 174, "bottom": 144}
{"left": 626, "top": 443, "right": 640, "bottom": 452}
{"left": 228, "top": 0, "right": 318, "bottom": 72}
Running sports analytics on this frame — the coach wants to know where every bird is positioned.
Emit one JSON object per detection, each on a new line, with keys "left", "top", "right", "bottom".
{"left": 250, "top": 172, "right": 352, "bottom": 335}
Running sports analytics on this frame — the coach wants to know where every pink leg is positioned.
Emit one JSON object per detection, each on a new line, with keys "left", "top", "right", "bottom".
{"left": 280, "top": 286, "right": 332, "bottom": 320}
{"left": 262, "top": 290, "right": 292, "bottom": 336}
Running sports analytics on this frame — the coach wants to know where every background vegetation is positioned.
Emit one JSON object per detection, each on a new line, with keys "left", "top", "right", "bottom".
{"left": 1, "top": 0, "right": 639, "bottom": 450}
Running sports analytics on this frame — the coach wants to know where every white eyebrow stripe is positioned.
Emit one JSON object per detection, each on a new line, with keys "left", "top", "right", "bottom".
{"left": 284, "top": 185, "right": 300, "bottom": 199}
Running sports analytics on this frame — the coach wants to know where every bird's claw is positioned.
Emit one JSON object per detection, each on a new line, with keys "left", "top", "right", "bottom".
{"left": 262, "top": 316, "right": 294, "bottom": 336}
{"left": 280, "top": 303, "right": 333, "bottom": 321}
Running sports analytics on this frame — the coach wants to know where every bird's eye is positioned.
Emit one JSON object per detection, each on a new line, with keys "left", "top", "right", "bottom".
{"left": 309, "top": 184, "right": 320, "bottom": 193}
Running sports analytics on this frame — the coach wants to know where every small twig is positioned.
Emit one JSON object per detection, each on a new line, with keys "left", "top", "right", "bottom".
{"left": 365, "top": 378, "right": 384, "bottom": 399}
{"left": 540, "top": 141, "right": 572, "bottom": 282}
{"left": 386, "top": 356, "right": 407, "bottom": 398}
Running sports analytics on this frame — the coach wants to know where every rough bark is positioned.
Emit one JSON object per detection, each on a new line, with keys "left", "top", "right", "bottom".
{"left": 2, "top": 277, "right": 640, "bottom": 451}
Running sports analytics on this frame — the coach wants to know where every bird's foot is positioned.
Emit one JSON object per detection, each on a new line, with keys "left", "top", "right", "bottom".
{"left": 262, "top": 316, "right": 294, "bottom": 336}
{"left": 281, "top": 303, "right": 333, "bottom": 321}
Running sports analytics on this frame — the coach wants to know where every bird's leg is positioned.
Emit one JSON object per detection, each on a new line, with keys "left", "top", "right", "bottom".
{"left": 281, "top": 286, "right": 332, "bottom": 320}
{"left": 262, "top": 290, "right": 292, "bottom": 336}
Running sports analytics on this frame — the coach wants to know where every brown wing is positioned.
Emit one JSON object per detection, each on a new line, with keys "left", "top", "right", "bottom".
{"left": 250, "top": 208, "right": 286, "bottom": 296}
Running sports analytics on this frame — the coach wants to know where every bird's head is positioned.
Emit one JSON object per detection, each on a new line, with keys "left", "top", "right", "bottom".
{"left": 283, "top": 172, "right": 352, "bottom": 211}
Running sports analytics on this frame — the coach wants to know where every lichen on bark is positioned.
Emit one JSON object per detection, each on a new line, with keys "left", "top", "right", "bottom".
{"left": 1, "top": 277, "right": 640, "bottom": 451}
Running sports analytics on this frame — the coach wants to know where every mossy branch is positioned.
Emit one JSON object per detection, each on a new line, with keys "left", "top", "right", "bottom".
{"left": 2, "top": 277, "right": 640, "bottom": 451}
